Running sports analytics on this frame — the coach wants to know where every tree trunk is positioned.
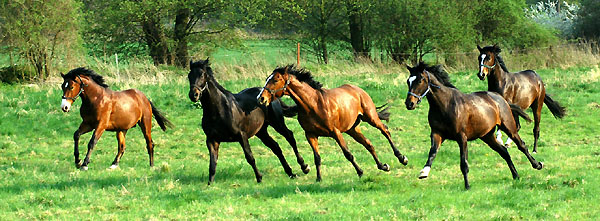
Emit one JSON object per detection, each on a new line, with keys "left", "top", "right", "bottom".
{"left": 142, "top": 17, "right": 171, "bottom": 66}
{"left": 174, "top": 8, "right": 190, "bottom": 68}
{"left": 320, "top": 37, "right": 329, "bottom": 64}
{"left": 347, "top": 2, "right": 370, "bottom": 60}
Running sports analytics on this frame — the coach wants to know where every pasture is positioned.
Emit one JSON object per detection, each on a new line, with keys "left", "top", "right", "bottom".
{"left": 0, "top": 64, "right": 599, "bottom": 219}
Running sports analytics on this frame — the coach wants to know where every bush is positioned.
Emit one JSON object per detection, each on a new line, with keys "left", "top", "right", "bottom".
{"left": 576, "top": 0, "right": 600, "bottom": 39}
{"left": 0, "top": 65, "right": 36, "bottom": 84}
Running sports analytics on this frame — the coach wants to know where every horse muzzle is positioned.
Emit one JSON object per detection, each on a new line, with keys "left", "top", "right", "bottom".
{"left": 61, "top": 99, "right": 71, "bottom": 112}
{"left": 189, "top": 89, "right": 200, "bottom": 102}
{"left": 405, "top": 100, "right": 416, "bottom": 110}
{"left": 258, "top": 96, "right": 270, "bottom": 106}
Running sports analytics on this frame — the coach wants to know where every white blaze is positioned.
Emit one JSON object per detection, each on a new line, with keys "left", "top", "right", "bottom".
{"left": 257, "top": 74, "right": 274, "bottom": 100}
{"left": 408, "top": 76, "right": 417, "bottom": 87}
{"left": 479, "top": 54, "right": 487, "bottom": 74}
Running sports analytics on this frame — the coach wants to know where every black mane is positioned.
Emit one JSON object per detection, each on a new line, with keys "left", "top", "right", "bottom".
{"left": 190, "top": 59, "right": 229, "bottom": 93}
{"left": 480, "top": 45, "right": 510, "bottom": 73}
{"left": 64, "top": 67, "right": 109, "bottom": 88}
{"left": 275, "top": 64, "right": 323, "bottom": 90}
{"left": 414, "top": 62, "right": 456, "bottom": 88}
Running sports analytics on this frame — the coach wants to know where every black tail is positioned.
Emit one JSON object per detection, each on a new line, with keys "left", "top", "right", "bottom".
{"left": 150, "top": 101, "right": 174, "bottom": 131}
{"left": 544, "top": 94, "right": 566, "bottom": 119}
{"left": 510, "top": 104, "right": 532, "bottom": 123}
{"left": 279, "top": 99, "right": 298, "bottom": 117}
{"left": 376, "top": 103, "right": 390, "bottom": 121}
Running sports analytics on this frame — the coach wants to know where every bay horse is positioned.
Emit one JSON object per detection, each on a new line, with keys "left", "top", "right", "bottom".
{"left": 188, "top": 58, "right": 309, "bottom": 185}
{"left": 477, "top": 45, "right": 566, "bottom": 152}
{"left": 405, "top": 62, "right": 543, "bottom": 189}
{"left": 60, "top": 67, "right": 173, "bottom": 170}
{"left": 257, "top": 64, "right": 408, "bottom": 182}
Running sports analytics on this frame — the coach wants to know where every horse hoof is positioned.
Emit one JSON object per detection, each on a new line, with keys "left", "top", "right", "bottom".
{"left": 80, "top": 166, "right": 88, "bottom": 171}
{"left": 75, "top": 160, "right": 82, "bottom": 169}
{"left": 109, "top": 164, "right": 118, "bottom": 170}
{"left": 316, "top": 177, "right": 322, "bottom": 182}
{"left": 289, "top": 174, "right": 298, "bottom": 179}
{"left": 380, "top": 163, "right": 390, "bottom": 172}
{"left": 537, "top": 162, "right": 544, "bottom": 170}
{"left": 418, "top": 167, "right": 430, "bottom": 179}
{"left": 400, "top": 156, "right": 408, "bottom": 166}
{"left": 357, "top": 169, "right": 364, "bottom": 177}
{"left": 302, "top": 165, "right": 311, "bottom": 174}
{"left": 256, "top": 177, "right": 262, "bottom": 183}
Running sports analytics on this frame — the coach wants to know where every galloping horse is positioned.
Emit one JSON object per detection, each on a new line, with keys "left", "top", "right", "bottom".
{"left": 60, "top": 67, "right": 173, "bottom": 170}
{"left": 258, "top": 65, "right": 408, "bottom": 182}
{"left": 405, "top": 63, "right": 543, "bottom": 189}
{"left": 188, "top": 59, "right": 309, "bottom": 185}
{"left": 477, "top": 45, "right": 566, "bottom": 152}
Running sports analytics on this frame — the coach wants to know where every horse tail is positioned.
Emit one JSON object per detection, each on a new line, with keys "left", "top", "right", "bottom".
{"left": 150, "top": 101, "right": 174, "bottom": 131}
{"left": 376, "top": 103, "right": 390, "bottom": 121}
{"left": 509, "top": 104, "right": 532, "bottom": 123}
{"left": 279, "top": 99, "right": 298, "bottom": 117}
{"left": 544, "top": 94, "right": 566, "bottom": 119}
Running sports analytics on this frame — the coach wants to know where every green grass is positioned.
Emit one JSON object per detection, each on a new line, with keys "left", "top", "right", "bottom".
{"left": 1, "top": 65, "right": 599, "bottom": 220}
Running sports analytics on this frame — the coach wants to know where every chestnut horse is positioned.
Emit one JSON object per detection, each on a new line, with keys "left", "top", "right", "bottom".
{"left": 405, "top": 63, "right": 543, "bottom": 189}
{"left": 258, "top": 65, "right": 408, "bottom": 182}
{"left": 477, "top": 45, "right": 566, "bottom": 152}
{"left": 188, "top": 59, "right": 309, "bottom": 185}
{"left": 60, "top": 67, "right": 172, "bottom": 170}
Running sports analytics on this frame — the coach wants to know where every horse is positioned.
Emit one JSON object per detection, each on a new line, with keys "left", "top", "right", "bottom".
{"left": 257, "top": 64, "right": 408, "bottom": 182}
{"left": 60, "top": 67, "right": 173, "bottom": 170}
{"left": 188, "top": 58, "right": 310, "bottom": 185}
{"left": 405, "top": 62, "right": 543, "bottom": 190}
{"left": 477, "top": 45, "right": 566, "bottom": 152}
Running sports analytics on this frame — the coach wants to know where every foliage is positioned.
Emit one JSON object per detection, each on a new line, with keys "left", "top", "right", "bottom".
{"left": 526, "top": 1, "right": 580, "bottom": 38}
{"left": 0, "top": 0, "right": 82, "bottom": 80}
{"left": 575, "top": 0, "right": 600, "bottom": 39}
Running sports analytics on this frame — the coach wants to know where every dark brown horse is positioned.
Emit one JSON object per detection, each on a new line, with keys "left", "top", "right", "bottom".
{"left": 188, "top": 59, "right": 309, "bottom": 185}
{"left": 258, "top": 65, "right": 408, "bottom": 182}
{"left": 60, "top": 67, "right": 172, "bottom": 170}
{"left": 405, "top": 63, "right": 543, "bottom": 189}
{"left": 477, "top": 45, "right": 566, "bottom": 152}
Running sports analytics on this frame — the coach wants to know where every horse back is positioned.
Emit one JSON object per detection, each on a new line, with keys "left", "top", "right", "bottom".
{"left": 105, "top": 89, "right": 151, "bottom": 130}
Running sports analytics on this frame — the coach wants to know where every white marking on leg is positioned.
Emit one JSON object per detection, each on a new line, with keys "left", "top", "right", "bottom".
{"left": 81, "top": 166, "right": 88, "bottom": 171}
{"left": 495, "top": 130, "right": 503, "bottom": 144}
{"left": 61, "top": 99, "right": 71, "bottom": 112}
{"left": 257, "top": 74, "right": 274, "bottom": 100}
{"left": 419, "top": 166, "right": 431, "bottom": 178}
{"left": 505, "top": 138, "right": 513, "bottom": 146}
{"left": 408, "top": 76, "right": 417, "bottom": 87}
{"left": 109, "top": 164, "right": 118, "bottom": 169}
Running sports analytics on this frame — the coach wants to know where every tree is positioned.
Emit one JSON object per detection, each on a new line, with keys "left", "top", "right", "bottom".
{"left": 576, "top": 0, "right": 600, "bottom": 39}
{"left": 0, "top": 0, "right": 81, "bottom": 80}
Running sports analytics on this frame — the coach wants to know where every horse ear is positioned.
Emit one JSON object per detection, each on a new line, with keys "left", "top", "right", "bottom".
{"left": 477, "top": 45, "right": 482, "bottom": 52}
{"left": 205, "top": 57, "right": 210, "bottom": 64}
{"left": 494, "top": 45, "right": 501, "bottom": 53}
{"left": 405, "top": 65, "right": 412, "bottom": 72}
{"left": 60, "top": 72, "right": 65, "bottom": 78}
{"left": 189, "top": 59, "right": 193, "bottom": 68}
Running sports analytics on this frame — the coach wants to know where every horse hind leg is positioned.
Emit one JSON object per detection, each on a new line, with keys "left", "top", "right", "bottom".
{"left": 499, "top": 123, "right": 544, "bottom": 170}
{"left": 481, "top": 131, "right": 519, "bottom": 179}
{"left": 531, "top": 97, "right": 544, "bottom": 153}
{"left": 139, "top": 117, "right": 154, "bottom": 167}
{"left": 110, "top": 130, "right": 127, "bottom": 169}
{"left": 346, "top": 126, "right": 389, "bottom": 171}
{"left": 256, "top": 128, "right": 297, "bottom": 178}
{"left": 361, "top": 109, "right": 408, "bottom": 165}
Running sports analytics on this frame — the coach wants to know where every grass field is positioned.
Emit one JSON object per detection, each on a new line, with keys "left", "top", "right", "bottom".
{"left": 1, "top": 63, "right": 599, "bottom": 219}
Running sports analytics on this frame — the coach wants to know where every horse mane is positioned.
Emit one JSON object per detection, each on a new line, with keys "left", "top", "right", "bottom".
{"left": 64, "top": 67, "right": 109, "bottom": 88}
{"left": 275, "top": 64, "right": 323, "bottom": 90}
{"left": 414, "top": 62, "right": 456, "bottom": 88}
{"left": 190, "top": 60, "right": 229, "bottom": 93}
{"left": 480, "top": 45, "right": 510, "bottom": 73}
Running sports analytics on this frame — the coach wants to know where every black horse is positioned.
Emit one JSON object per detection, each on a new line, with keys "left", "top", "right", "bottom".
{"left": 477, "top": 45, "right": 566, "bottom": 152}
{"left": 188, "top": 58, "right": 309, "bottom": 185}
{"left": 405, "top": 62, "right": 543, "bottom": 189}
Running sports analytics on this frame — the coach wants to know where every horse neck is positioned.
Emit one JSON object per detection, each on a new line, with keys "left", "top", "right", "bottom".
{"left": 487, "top": 59, "right": 506, "bottom": 92}
{"left": 80, "top": 77, "right": 107, "bottom": 105}
{"left": 199, "top": 77, "right": 230, "bottom": 113}
{"left": 425, "top": 76, "right": 455, "bottom": 112}
{"left": 285, "top": 78, "right": 322, "bottom": 113}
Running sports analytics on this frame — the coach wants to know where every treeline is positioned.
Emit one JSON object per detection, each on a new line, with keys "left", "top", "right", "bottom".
{"left": 1, "top": 0, "right": 599, "bottom": 81}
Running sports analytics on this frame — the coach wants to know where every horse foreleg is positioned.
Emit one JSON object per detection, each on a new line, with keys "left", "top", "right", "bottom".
{"left": 419, "top": 132, "right": 444, "bottom": 179}
{"left": 73, "top": 124, "right": 93, "bottom": 169}
{"left": 306, "top": 134, "right": 322, "bottom": 182}
{"left": 332, "top": 130, "right": 363, "bottom": 178}
{"left": 110, "top": 130, "right": 127, "bottom": 169}
{"left": 239, "top": 135, "right": 262, "bottom": 183}
{"left": 81, "top": 127, "right": 105, "bottom": 171}
{"left": 206, "top": 139, "right": 220, "bottom": 185}
{"left": 458, "top": 134, "right": 470, "bottom": 190}
{"left": 272, "top": 124, "right": 310, "bottom": 174}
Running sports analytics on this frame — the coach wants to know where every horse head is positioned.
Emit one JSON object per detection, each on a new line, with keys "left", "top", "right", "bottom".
{"left": 188, "top": 58, "right": 211, "bottom": 102}
{"left": 477, "top": 45, "right": 501, "bottom": 80}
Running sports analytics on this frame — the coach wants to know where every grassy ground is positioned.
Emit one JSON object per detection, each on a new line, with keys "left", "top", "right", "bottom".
{"left": 1, "top": 63, "right": 599, "bottom": 220}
